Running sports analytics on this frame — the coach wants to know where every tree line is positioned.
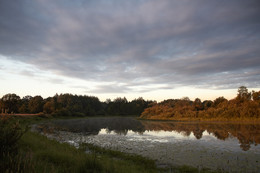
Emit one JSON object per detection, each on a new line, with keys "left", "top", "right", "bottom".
{"left": 140, "top": 86, "right": 260, "bottom": 120}
{"left": 0, "top": 93, "right": 154, "bottom": 117}
{"left": 1, "top": 86, "right": 259, "bottom": 119}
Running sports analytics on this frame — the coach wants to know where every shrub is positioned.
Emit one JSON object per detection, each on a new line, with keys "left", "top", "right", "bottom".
{"left": 0, "top": 116, "right": 25, "bottom": 171}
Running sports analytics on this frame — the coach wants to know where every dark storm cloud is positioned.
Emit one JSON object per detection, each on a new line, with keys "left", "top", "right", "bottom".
{"left": 0, "top": 0, "right": 260, "bottom": 93}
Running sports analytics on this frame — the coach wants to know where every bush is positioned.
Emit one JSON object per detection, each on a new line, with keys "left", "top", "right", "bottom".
{"left": 0, "top": 116, "right": 24, "bottom": 156}
{"left": 0, "top": 116, "right": 26, "bottom": 171}
{"left": 52, "top": 108, "right": 72, "bottom": 117}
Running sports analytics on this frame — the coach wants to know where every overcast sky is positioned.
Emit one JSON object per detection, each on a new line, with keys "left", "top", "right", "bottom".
{"left": 0, "top": 0, "right": 260, "bottom": 101}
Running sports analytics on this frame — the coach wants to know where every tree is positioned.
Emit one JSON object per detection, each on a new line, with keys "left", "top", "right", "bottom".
{"left": 1, "top": 93, "right": 20, "bottom": 113}
{"left": 22, "top": 95, "right": 32, "bottom": 101}
{"left": 193, "top": 98, "right": 203, "bottom": 111}
{"left": 18, "top": 95, "right": 32, "bottom": 113}
{"left": 28, "top": 96, "right": 43, "bottom": 113}
{"left": 181, "top": 97, "right": 190, "bottom": 101}
{"left": 105, "top": 99, "right": 112, "bottom": 104}
{"left": 238, "top": 86, "right": 248, "bottom": 97}
{"left": 130, "top": 97, "right": 148, "bottom": 115}
{"left": 43, "top": 101, "right": 55, "bottom": 114}
{"left": 252, "top": 90, "right": 260, "bottom": 102}
{"left": 213, "top": 97, "right": 227, "bottom": 107}
{"left": 237, "top": 86, "right": 251, "bottom": 100}
{"left": 202, "top": 100, "right": 213, "bottom": 110}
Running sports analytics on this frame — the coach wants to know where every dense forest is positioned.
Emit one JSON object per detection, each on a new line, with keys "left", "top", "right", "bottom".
{"left": 1, "top": 86, "right": 260, "bottom": 120}
{"left": 140, "top": 86, "right": 260, "bottom": 120}
{"left": 0, "top": 93, "right": 154, "bottom": 117}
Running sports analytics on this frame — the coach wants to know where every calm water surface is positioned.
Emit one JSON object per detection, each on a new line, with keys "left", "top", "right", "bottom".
{"left": 37, "top": 117, "right": 260, "bottom": 172}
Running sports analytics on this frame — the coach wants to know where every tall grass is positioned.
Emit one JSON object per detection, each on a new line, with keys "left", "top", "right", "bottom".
{"left": 19, "top": 132, "right": 103, "bottom": 173}
{"left": 0, "top": 116, "right": 25, "bottom": 172}
{"left": 0, "top": 116, "right": 24, "bottom": 155}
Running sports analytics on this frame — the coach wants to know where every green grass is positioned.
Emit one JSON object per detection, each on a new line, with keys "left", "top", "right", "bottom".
{"left": 19, "top": 131, "right": 161, "bottom": 173}
{"left": 81, "top": 143, "right": 158, "bottom": 172}
{"left": 2, "top": 115, "right": 220, "bottom": 173}
{"left": 19, "top": 132, "right": 100, "bottom": 173}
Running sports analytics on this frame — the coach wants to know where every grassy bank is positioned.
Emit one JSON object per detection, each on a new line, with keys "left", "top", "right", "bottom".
{"left": 19, "top": 131, "right": 163, "bottom": 173}
{"left": 1, "top": 115, "right": 218, "bottom": 173}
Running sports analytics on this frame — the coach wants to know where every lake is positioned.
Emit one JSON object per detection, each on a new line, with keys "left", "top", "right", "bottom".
{"left": 35, "top": 117, "right": 260, "bottom": 172}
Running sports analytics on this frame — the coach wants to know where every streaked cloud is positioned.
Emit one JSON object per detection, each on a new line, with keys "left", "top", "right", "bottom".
{"left": 0, "top": 0, "right": 259, "bottom": 95}
{"left": 20, "top": 70, "right": 35, "bottom": 77}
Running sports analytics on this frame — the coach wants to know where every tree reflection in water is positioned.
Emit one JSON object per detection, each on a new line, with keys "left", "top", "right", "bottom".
{"left": 39, "top": 117, "right": 260, "bottom": 151}
{"left": 141, "top": 121, "right": 260, "bottom": 151}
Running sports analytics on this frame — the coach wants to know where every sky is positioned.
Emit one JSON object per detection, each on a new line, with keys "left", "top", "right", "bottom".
{"left": 0, "top": 0, "right": 260, "bottom": 102}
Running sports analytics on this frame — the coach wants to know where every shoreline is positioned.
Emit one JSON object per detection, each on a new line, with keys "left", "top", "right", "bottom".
{"left": 2, "top": 113, "right": 260, "bottom": 123}
{"left": 138, "top": 117, "right": 260, "bottom": 124}
{"left": 38, "top": 127, "right": 260, "bottom": 173}
{"left": 0, "top": 113, "right": 43, "bottom": 116}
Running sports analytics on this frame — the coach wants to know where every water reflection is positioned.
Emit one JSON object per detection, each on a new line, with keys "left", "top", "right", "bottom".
{"left": 141, "top": 121, "right": 260, "bottom": 151}
{"left": 41, "top": 117, "right": 260, "bottom": 151}
{"left": 48, "top": 117, "right": 144, "bottom": 135}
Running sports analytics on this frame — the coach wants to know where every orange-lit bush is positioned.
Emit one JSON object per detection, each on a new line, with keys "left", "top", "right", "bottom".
{"left": 141, "top": 89, "right": 260, "bottom": 120}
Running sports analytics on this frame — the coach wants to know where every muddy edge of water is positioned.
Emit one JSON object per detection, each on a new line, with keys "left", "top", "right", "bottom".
{"left": 34, "top": 127, "right": 260, "bottom": 173}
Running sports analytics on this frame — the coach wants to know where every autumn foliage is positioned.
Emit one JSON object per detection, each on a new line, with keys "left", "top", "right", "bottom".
{"left": 141, "top": 87, "right": 260, "bottom": 120}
